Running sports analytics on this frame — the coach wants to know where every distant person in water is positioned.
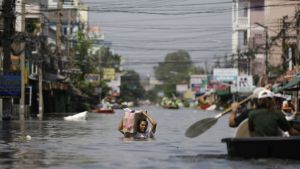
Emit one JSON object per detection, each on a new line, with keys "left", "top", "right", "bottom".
{"left": 134, "top": 111, "right": 157, "bottom": 139}
{"left": 118, "top": 109, "right": 157, "bottom": 139}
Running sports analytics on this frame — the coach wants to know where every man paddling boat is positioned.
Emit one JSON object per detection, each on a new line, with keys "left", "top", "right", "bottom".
{"left": 228, "top": 86, "right": 267, "bottom": 128}
{"left": 248, "top": 89, "right": 300, "bottom": 136}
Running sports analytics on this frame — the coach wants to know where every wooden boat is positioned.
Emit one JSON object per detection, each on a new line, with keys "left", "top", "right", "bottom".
{"left": 93, "top": 108, "right": 114, "bottom": 114}
{"left": 199, "top": 104, "right": 210, "bottom": 110}
{"left": 222, "top": 119, "right": 300, "bottom": 159}
{"left": 163, "top": 105, "right": 179, "bottom": 109}
{"left": 222, "top": 136, "right": 300, "bottom": 159}
{"left": 205, "top": 104, "right": 216, "bottom": 111}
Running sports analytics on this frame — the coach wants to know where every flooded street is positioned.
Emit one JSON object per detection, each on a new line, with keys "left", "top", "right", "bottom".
{"left": 1, "top": 106, "right": 300, "bottom": 169}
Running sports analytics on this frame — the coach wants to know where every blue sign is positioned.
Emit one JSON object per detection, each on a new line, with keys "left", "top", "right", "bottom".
{"left": 0, "top": 73, "right": 21, "bottom": 97}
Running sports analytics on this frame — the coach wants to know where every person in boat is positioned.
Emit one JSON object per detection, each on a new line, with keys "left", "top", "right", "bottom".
{"left": 248, "top": 89, "right": 300, "bottom": 136}
{"left": 229, "top": 94, "right": 259, "bottom": 127}
{"left": 281, "top": 98, "right": 296, "bottom": 121}
{"left": 198, "top": 95, "right": 211, "bottom": 110}
{"left": 134, "top": 111, "right": 157, "bottom": 139}
{"left": 229, "top": 85, "right": 273, "bottom": 128}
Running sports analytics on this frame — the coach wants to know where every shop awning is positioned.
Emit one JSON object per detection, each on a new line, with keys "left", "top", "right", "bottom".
{"left": 44, "top": 73, "right": 67, "bottom": 82}
{"left": 68, "top": 83, "right": 89, "bottom": 98}
{"left": 273, "top": 75, "right": 300, "bottom": 93}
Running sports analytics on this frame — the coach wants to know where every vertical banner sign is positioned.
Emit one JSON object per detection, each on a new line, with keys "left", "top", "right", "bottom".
{"left": 176, "top": 84, "right": 188, "bottom": 93}
{"left": 103, "top": 68, "right": 115, "bottom": 80}
{"left": 0, "top": 73, "right": 21, "bottom": 97}
{"left": 237, "top": 75, "right": 254, "bottom": 93}
{"left": 190, "top": 74, "right": 207, "bottom": 93}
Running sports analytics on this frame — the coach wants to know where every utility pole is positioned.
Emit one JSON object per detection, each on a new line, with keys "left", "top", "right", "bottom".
{"left": 56, "top": 0, "right": 62, "bottom": 73}
{"left": 1, "top": 0, "right": 16, "bottom": 120}
{"left": 282, "top": 16, "right": 288, "bottom": 71}
{"left": 265, "top": 27, "right": 269, "bottom": 77}
{"left": 295, "top": 8, "right": 300, "bottom": 118}
{"left": 37, "top": 21, "right": 45, "bottom": 120}
{"left": 16, "top": 0, "right": 26, "bottom": 120}
{"left": 38, "top": 47, "right": 44, "bottom": 120}
{"left": 296, "top": 8, "right": 300, "bottom": 73}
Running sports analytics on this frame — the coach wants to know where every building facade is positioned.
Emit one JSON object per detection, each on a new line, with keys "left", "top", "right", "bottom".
{"left": 232, "top": 0, "right": 300, "bottom": 76}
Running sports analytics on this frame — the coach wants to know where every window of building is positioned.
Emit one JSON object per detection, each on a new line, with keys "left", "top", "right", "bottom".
{"left": 254, "top": 33, "right": 263, "bottom": 41}
{"left": 238, "top": 30, "right": 248, "bottom": 47}
{"left": 238, "top": 4, "right": 248, "bottom": 17}
{"left": 251, "top": 0, "right": 264, "bottom": 11}
{"left": 63, "top": 27, "right": 68, "bottom": 35}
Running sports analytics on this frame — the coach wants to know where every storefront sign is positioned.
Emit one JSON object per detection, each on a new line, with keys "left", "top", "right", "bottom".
{"left": 0, "top": 74, "right": 21, "bottom": 97}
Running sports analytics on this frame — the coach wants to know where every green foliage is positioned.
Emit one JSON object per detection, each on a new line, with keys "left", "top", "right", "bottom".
{"left": 99, "top": 47, "right": 121, "bottom": 72}
{"left": 145, "top": 86, "right": 163, "bottom": 103}
{"left": 154, "top": 49, "right": 201, "bottom": 96}
{"left": 25, "top": 19, "right": 39, "bottom": 34}
{"left": 74, "top": 31, "right": 92, "bottom": 82}
{"left": 120, "top": 70, "right": 145, "bottom": 103}
{"left": 268, "top": 65, "right": 285, "bottom": 78}
{"left": 154, "top": 49, "right": 192, "bottom": 82}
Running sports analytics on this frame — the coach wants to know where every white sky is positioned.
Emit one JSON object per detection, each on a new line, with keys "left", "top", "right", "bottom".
{"left": 81, "top": 0, "right": 232, "bottom": 76}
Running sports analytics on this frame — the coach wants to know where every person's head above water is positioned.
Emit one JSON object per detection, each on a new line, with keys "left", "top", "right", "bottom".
{"left": 137, "top": 119, "right": 148, "bottom": 133}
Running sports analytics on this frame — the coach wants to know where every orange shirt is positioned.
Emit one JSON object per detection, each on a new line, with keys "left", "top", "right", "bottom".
{"left": 282, "top": 101, "right": 295, "bottom": 111}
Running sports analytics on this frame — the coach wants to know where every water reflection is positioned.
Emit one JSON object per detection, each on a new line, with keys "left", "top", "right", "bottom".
{"left": 0, "top": 121, "right": 46, "bottom": 169}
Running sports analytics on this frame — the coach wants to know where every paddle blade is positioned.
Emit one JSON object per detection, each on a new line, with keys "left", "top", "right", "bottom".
{"left": 185, "top": 117, "right": 218, "bottom": 138}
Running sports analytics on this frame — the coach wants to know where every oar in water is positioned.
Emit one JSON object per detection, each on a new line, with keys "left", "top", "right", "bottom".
{"left": 185, "top": 95, "right": 253, "bottom": 138}
{"left": 184, "top": 86, "right": 271, "bottom": 138}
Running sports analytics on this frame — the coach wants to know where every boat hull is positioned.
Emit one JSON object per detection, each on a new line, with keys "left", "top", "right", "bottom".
{"left": 222, "top": 136, "right": 300, "bottom": 159}
{"left": 93, "top": 109, "right": 114, "bottom": 114}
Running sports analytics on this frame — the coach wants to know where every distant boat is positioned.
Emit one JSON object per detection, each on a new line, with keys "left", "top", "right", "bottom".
{"left": 93, "top": 103, "right": 114, "bottom": 114}
{"left": 205, "top": 104, "right": 216, "bottom": 111}
{"left": 93, "top": 108, "right": 114, "bottom": 114}
{"left": 162, "top": 104, "right": 179, "bottom": 109}
{"left": 64, "top": 111, "right": 88, "bottom": 121}
{"left": 199, "top": 104, "right": 210, "bottom": 110}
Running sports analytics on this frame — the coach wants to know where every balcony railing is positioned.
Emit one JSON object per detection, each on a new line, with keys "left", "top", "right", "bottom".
{"left": 234, "top": 17, "right": 249, "bottom": 30}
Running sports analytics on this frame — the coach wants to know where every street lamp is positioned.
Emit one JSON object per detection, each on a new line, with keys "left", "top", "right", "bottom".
{"left": 254, "top": 22, "right": 269, "bottom": 77}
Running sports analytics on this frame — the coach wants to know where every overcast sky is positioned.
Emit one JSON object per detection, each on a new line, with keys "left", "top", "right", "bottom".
{"left": 81, "top": 0, "right": 232, "bottom": 76}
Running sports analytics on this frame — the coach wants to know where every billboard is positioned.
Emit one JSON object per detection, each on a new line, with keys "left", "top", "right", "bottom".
{"left": 213, "top": 68, "right": 238, "bottom": 82}
{"left": 176, "top": 84, "right": 188, "bottom": 93}
{"left": 103, "top": 68, "right": 115, "bottom": 80}
{"left": 237, "top": 75, "right": 254, "bottom": 93}
{"left": 190, "top": 74, "right": 207, "bottom": 93}
{"left": 0, "top": 73, "right": 21, "bottom": 98}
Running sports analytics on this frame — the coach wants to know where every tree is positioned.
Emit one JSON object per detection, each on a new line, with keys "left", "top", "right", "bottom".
{"left": 154, "top": 49, "right": 192, "bottom": 83}
{"left": 154, "top": 50, "right": 202, "bottom": 97}
{"left": 99, "top": 47, "right": 121, "bottom": 72}
{"left": 74, "top": 31, "right": 92, "bottom": 83}
{"left": 120, "top": 70, "right": 145, "bottom": 103}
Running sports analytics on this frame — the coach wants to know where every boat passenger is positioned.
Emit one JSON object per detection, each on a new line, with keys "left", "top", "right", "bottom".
{"left": 229, "top": 85, "right": 273, "bottom": 128}
{"left": 134, "top": 111, "right": 157, "bottom": 140}
{"left": 281, "top": 98, "right": 296, "bottom": 121}
{"left": 248, "top": 90, "right": 300, "bottom": 137}
{"left": 229, "top": 100, "right": 256, "bottom": 128}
